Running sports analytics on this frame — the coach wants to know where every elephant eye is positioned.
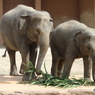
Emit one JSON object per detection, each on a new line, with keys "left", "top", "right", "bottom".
{"left": 87, "top": 47, "right": 91, "bottom": 50}
{"left": 36, "top": 29, "right": 40, "bottom": 35}
{"left": 50, "top": 18, "right": 53, "bottom": 22}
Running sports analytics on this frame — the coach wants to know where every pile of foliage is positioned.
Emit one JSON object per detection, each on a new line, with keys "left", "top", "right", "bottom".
{"left": 20, "top": 62, "right": 95, "bottom": 88}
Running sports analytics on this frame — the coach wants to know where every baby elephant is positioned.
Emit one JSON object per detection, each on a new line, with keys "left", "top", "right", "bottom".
{"left": 50, "top": 20, "right": 95, "bottom": 82}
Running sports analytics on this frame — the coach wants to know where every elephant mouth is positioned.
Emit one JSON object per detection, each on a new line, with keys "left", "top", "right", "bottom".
{"left": 27, "top": 33, "right": 38, "bottom": 42}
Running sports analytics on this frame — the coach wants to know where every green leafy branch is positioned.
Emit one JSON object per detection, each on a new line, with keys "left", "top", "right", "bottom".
{"left": 20, "top": 62, "right": 95, "bottom": 88}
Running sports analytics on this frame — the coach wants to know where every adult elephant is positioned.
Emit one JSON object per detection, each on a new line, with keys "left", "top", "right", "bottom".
{"left": 0, "top": 4, "right": 53, "bottom": 81}
{"left": 50, "top": 20, "right": 95, "bottom": 82}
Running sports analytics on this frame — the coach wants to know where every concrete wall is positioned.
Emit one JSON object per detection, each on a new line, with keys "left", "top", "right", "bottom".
{"left": 3, "top": 0, "right": 34, "bottom": 14}
{"left": 0, "top": 0, "right": 3, "bottom": 46}
{"left": 41, "top": 0, "right": 95, "bottom": 28}
{"left": 79, "top": 0, "right": 94, "bottom": 28}
{"left": 42, "top": 0, "right": 79, "bottom": 27}
{"left": 0, "top": 0, "right": 95, "bottom": 46}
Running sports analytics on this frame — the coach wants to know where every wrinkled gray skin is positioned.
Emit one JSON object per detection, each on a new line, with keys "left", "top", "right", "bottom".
{"left": 0, "top": 4, "right": 53, "bottom": 81}
{"left": 50, "top": 20, "right": 95, "bottom": 82}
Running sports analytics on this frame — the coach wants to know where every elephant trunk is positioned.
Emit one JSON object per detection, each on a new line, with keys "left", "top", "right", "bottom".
{"left": 36, "top": 33, "right": 50, "bottom": 75}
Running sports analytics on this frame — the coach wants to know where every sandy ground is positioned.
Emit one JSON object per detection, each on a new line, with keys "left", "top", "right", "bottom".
{"left": 0, "top": 47, "right": 95, "bottom": 95}
{"left": 0, "top": 47, "right": 84, "bottom": 77}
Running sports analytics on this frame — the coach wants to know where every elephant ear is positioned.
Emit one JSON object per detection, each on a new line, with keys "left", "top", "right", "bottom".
{"left": 74, "top": 31, "right": 83, "bottom": 47}
{"left": 18, "top": 15, "right": 30, "bottom": 34}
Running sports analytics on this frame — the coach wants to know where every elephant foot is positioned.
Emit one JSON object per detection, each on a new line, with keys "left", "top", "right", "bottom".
{"left": 36, "top": 70, "right": 42, "bottom": 75}
{"left": 51, "top": 73, "right": 58, "bottom": 77}
{"left": 22, "top": 72, "right": 37, "bottom": 81}
{"left": 19, "top": 63, "right": 25, "bottom": 74}
{"left": 19, "top": 68, "right": 24, "bottom": 74}
{"left": 10, "top": 71, "right": 19, "bottom": 76}
{"left": 84, "top": 77, "right": 92, "bottom": 82}
{"left": 62, "top": 74, "right": 69, "bottom": 79}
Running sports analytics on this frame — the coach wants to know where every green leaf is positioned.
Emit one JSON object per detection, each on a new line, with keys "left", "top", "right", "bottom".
{"left": 19, "top": 62, "right": 95, "bottom": 88}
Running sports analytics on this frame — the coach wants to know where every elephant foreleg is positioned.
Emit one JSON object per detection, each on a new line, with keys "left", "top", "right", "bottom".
{"left": 20, "top": 50, "right": 30, "bottom": 74}
{"left": 62, "top": 55, "right": 75, "bottom": 79}
{"left": 29, "top": 43, "right": 37, "bottom": 80}
{"left": 83, "top": 56, "right": 92, "bottom": 81}
{"left": 20, "top": 48, "right": 30, "bottom": 81}
{"left": 30, "top": 43, "right": 37, "bottom": 67}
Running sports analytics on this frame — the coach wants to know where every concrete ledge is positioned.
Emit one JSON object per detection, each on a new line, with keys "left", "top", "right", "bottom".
{"left": 0, "top": 76, "right": 95, "bottom": 95}
{"left": 0, "top": 85, "right": 94, "bottom": 95}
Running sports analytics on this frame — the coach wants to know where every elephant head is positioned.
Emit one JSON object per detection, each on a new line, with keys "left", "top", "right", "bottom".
{"left": 74, "top": 28, "right": 95, "bottom": 82}
{"left": 19, "top": 11, "right": 53, "bottom": 74}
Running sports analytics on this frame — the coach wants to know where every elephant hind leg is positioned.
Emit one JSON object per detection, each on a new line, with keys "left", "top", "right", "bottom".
{"left": 7, "top": 48, "right": 18, "bottom": 76}
{"left": 57, "top": 59, "right": 64, "bottom": 77}
{"left": 51, "top": 58, "right": 60, "bottom": 77}
{"left": 2, "top": 49, "right": 7, "bottom": 57}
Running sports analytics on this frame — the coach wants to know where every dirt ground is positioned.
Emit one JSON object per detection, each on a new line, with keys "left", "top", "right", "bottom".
{"left": 0, "top": 47, "right": 84, "bottom": 77}
{"left": 0, "top": 47, "right": 95, "bottom": 95}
